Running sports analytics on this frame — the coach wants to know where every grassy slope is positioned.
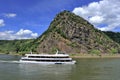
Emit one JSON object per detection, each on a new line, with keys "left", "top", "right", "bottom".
{"left": 0, "top": 39, "right": 36, "bottom": 54}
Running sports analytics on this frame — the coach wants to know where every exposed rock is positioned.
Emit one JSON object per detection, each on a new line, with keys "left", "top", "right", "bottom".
{"left": 36, "top": 10, "right": 120, "bottom": 54}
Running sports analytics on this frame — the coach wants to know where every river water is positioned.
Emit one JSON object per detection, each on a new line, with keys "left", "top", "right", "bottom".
{"left": 0, "top": 54, "right": 120, "bottom": 80}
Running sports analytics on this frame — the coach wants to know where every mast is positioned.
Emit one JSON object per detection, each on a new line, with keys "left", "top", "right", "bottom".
{"left": 56, "top": 50, "right": 59, "bottom": 55}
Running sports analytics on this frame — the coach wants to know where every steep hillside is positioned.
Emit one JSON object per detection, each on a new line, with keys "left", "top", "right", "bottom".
{"left": 0, "top": 11, "right": 120, "bottom": 55}
{"left": 36, "top": 11, "right": 120, "bottom": 54}
{"left": 103, "top": 31, "right": 120, "bottom": 44}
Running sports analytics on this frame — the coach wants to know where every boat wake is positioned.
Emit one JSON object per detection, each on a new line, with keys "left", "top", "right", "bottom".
{"left": 0, "top": 60, "right": 20, "bottom": 63}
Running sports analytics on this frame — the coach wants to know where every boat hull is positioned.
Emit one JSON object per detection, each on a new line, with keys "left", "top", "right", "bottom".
{"left": 19, "top": 60, "right": 76, "bottom": 64}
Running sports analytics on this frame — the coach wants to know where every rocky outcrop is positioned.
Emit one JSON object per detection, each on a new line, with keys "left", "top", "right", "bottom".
{"left": 36, "top": 10, "right": 120, "bottom": 54}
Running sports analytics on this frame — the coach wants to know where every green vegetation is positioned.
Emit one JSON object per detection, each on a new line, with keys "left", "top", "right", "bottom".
{"left": 35, "top": 10, "right": 120, "bottom": 54}
{"left": 56, "top": 28, "right": 67, "bottom": 39}
{"left": 103, "top": 31, "right": 120, "bottom": 44}
{"left": 89, "top": 49, "right": 101, "bottom": 55}
{"left": 109, "top": 48, "right": 118, "bottom": 54}
{"left": 0, "top": 39, "right": 38, "bottom": 55}
{"left": 67, "top": 42, "right": 78, "bottom": 47}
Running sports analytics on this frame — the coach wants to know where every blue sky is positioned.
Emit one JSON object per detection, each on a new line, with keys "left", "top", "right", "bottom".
{"left": 0, "top": 0, "right": 119, "bottom": 40}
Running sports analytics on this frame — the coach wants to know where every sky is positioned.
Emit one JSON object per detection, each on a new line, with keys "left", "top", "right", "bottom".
{"left": 0, "top": 0, "right": 120, "bottom": 40}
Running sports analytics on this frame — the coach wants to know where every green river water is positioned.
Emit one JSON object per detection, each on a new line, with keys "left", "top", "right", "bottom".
{"left": 0, "top": 54, "right": 120, "bottom": 80}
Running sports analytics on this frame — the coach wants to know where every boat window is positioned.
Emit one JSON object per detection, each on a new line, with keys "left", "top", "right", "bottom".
{"left": 22, "top": 59, "right": 72, "bottom": 62}
{"left": 28, "top": 56, "right": 69, "bottom": 58}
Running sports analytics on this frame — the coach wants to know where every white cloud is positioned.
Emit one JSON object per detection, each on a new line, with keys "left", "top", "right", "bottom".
{"left": 0, "top": 19, "right": 5, "bottom": 27}
{"left": 15, "top": 29, "right": 38, "bottom": 39}
{"left": 89, "top": 15, "right": 104, "bottom": 24}
{"left": 31, "top": 33, "right": 38, "bottom": 38}
{"left": 0, "top": 29, "right": 38, "bottom": 40}
{"left": 72, "top": 0, "right": 120, "bottom": 31}
{"left": 4, "top": 13, "right": 17, "bottom": 18}
{"left": 0, "top": 31, "right": 15, "bottom": 40}
{"left": 16, "top": 29, "right": 32, "bottom": 36}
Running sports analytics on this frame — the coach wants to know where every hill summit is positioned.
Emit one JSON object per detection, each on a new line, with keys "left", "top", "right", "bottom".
{"left": 36, "top": 10, "right": 120, "bottom": 54}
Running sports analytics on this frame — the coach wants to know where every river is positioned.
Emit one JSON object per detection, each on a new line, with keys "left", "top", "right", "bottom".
{"left": 0, "top": 54, "right": 120, "bottom": 80}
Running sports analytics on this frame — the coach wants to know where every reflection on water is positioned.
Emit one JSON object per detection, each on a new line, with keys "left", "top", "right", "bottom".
{"left": 19, "top": 64, "right": 75, "bottom": 80}
{"left": 71, "top": 58, "right": 120, "bottom": 80}
{"left": 0, "top": 54, "right": 120, "bottom": 80}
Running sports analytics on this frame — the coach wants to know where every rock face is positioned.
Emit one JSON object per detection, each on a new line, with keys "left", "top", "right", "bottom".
{"left": 36, "top": 10, "right": 120, "bottom": 54}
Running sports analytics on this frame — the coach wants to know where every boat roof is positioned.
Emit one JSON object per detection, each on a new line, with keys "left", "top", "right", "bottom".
{"left": 25, "top": 53, "right": 69, "bottom": 57}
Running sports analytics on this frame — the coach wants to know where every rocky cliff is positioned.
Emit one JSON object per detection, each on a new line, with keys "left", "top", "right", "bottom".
{"left": 36, "top": 11, "right": 120, "bottom": 54}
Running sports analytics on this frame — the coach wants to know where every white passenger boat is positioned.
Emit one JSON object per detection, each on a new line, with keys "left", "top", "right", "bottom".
{"left": 19, "top": 51, "right": 76, "bottom": 64}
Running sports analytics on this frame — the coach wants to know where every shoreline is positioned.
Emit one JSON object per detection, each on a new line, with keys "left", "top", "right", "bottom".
{"left": 70, "top": 54, "right": 120, "bottom": 58}
{"left": 1, "top": 52, "right": 120, "bottom": 58}
{"left": 0, "top": 53, "right": 21, "bottom": 56}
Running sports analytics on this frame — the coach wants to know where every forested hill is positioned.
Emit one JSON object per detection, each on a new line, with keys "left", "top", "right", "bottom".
{"left": 0, "top": 39, "right": 36, "bottom": 54}
{"left": 103, "top": 31, "right": 120, "bottom": 44}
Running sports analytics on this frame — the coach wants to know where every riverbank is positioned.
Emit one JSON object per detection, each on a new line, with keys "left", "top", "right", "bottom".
{"left": 0, "top": 51, "right": 30, "bottom": 56}
{"left": 1, "top": 52, "right": 120, "bottom": 58}
{"left": 70, "top": 54, "right": 120, "bottom": 58}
